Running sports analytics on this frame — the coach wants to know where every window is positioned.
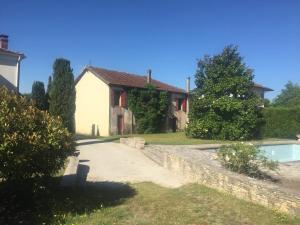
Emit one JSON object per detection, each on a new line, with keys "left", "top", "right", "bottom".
{"left": 177, "top": 99, "right": 183, "bottom": 111}
{"left": 175, "top": 98, "right": 187, "bottom": 112}
{"left": 113, "top": 90, "right": 121, "bottom": 106}
{"left": 112, "top": 89, "right": 126, "bottom": 107}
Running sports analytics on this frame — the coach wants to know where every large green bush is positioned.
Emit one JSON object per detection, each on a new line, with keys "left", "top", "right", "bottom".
{"left": 186, "top": 46, "right": 263, "bottom": 140}
{"left": 218, "top": 143, "right": 278, "bottom": 177}
{"left": 262, "top": 107, "right": 300, "bottom": 139}
{"left": 0, "top": 87, "right": 74, "bottom": 182}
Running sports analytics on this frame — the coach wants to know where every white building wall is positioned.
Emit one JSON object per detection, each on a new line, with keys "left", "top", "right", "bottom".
{"left": 75, "top": 71, "right": 110, "bottom": 136}
{"left": 0, "top": 54, "right": 19, "bottom": 90}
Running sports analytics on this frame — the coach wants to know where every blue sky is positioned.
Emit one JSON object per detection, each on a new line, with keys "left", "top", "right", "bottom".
{"left": 1, "top": 0, "right": 299, "bottom": 99}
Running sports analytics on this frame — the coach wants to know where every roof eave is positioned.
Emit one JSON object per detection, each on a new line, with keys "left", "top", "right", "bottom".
{"left": 262, "top": 87, "right": 274, "bottom": 92}
{"left": 0, "top": 49, "right": 25, "bottom": 59}
{"left": 75, "top": 66, "right": 111, "bottom": 85}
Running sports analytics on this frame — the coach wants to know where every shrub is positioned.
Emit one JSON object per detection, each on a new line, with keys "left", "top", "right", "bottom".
{"left": 262, "top": 107, "right": 300, "bottom": 139}
{"left": 0, "top": 87, "right": 74, "bottom": 182}
{"left": 217, "top": 143, "right": 278, "bottom": 177}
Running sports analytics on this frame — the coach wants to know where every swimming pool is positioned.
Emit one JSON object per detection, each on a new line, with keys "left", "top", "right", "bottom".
{"left": 260, "top": 144, "right": 300, "bottom": 162}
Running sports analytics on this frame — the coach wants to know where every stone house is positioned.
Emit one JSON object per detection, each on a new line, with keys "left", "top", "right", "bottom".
{"left": 0, "top": 34, "right": 25, "bottom": 92}
{"left": 75, "top": 66, "right": 189, "bottom": 136}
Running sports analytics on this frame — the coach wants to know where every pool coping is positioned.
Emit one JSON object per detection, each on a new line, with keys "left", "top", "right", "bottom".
{"left": 164, "top": 140, "right": 300, "bottom": 163}
{"left": 175, "top": 140, "right": 300, "bottom": 150}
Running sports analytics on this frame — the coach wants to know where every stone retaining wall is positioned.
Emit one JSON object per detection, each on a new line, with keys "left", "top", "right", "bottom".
{"left": 142, "top": 144, "right": 300, "bottom": 215}
{"left": 120, "top": 137, "right": 145, "bottom": 150}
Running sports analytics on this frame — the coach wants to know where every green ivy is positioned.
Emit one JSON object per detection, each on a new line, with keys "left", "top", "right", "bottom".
{"left": 127, "top": 84, "right": 169, "bottom": 133}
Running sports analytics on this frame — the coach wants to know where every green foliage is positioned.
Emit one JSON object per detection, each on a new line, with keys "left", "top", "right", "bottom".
{"left": 218, "top": 143, "right": 278, "bottom": 177}
{"left": 262, "top": 107, "right": 300, "bottom": 139}
{"left": 31, "top": 81, "right": 47, "bottom": 110}
{"left": 45, "top": 76, "right": 52, "bottom": 110}
{"left": 0, "top": 87, "right": 74, "bottom": 182}
{"left": 128, "top": 84, "right": 169, "bottom": 133}
{"left": 273, "top": 81, "right": 300, "bottom": 107}
{"left": 22, "top": 93, "right": 32, "bottom": 101}
{"left": 186, "top": 45, "right": 263, "bottom": 140}
{"left": 263, "top": 99, "right": 271, "bottom": 107}
{"left": 49, "top": 58, "right": 76, "bottom": 133}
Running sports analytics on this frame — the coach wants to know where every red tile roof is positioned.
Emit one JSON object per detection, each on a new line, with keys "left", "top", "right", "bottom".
{"left": 76, "top": 66, "right": 187, "bottom": 94}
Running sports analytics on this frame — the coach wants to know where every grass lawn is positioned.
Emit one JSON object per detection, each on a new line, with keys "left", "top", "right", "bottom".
{"left": 2, "top": 180, "right": 299, "bottom": 225}
{"left": 132, "top": 132, "right": 233, "bottom": 145}
{"left": 80, "top": 132, "right": 288, "bottom": 145}
{"left": 77, "top": 132, "right": 233, "bottom": 145}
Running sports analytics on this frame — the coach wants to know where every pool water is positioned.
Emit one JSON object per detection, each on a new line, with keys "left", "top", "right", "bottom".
{"left": 260, "top": 144, "right": 300, "bottom": 162}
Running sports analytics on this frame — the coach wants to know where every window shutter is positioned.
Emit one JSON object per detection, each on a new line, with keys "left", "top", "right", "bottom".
{"left": 182, "top": 99, "right": 187, "bottom": 112}
{"left": 120, "top": 91, "right": 126, "bottom": 107}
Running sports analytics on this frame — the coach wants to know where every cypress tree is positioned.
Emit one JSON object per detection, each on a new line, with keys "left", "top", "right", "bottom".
{"left": 45, "top": 76, "right": 52, "bottom": 110}
{"left": 49, "top": 58, "right": 76, "bottom": 133}
{"left": 31, "top": 81, "right": 47, "bottom": 110}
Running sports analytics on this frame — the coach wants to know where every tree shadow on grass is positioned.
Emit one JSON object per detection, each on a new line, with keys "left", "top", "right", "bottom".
{"left": 0, "top": 177, "right": 136, "bottom": 225}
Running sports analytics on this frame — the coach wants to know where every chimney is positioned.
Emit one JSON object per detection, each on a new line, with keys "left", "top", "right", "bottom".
{"left": 147, "top": 69, "right": 152, "bottom": 83}
{"left": 0, "top": 34, "right": 8, "bottom": 49}
{"left": 186, "top": 76, "right": 190, "bottom": 93}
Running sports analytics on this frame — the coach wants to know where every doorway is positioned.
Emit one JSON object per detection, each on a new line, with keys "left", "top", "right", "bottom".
{"left": 171, "top": 117, "right": 177, "bottom": 132}
{"left": 117, "top": 115, "right": 124, "bottom": 135}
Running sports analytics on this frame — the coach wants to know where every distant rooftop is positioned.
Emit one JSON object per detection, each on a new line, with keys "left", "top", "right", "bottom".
{"left": 253, "top": 83, "right": 273, "bottom": 91}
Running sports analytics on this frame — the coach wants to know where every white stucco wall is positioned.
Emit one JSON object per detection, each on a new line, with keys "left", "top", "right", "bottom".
{"left": 75, "top": 71, "right": 110, "bottom": 136}
{"left": 0, "top": 54, "right": 19, "bottom": 90}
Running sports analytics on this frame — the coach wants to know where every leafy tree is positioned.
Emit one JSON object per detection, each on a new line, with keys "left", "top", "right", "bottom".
{"left": 128, "top": 84, "right": 169, "bottom": 133}
{"left": 272, "top": 81, "right": 300, "bottom": 107}
{"left": 31, "top": 81, "right": 47, "bottom": 110}
{"left": 49, "top": 59, "right": 76, "bottom": 133}
{"left": 186, "top": 45, "right": 263, "bottom": 140}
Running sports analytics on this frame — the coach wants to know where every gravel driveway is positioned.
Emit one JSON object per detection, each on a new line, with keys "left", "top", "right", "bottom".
{"left": 76, "top": 139, "right": 186, "bottom": 188}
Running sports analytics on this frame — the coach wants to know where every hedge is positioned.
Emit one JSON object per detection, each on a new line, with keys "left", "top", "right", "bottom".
{"left": 262, "top": 107, "right": 300, "bottom": 139}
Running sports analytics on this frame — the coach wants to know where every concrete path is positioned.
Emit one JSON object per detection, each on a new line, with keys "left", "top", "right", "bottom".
{"left": 75, "top": 139, "right": 187, "bottom": 188}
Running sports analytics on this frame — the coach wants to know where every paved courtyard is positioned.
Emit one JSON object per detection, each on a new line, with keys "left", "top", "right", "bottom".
{"left": 75, "top": 139, "right": 187, "bottom": 188}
